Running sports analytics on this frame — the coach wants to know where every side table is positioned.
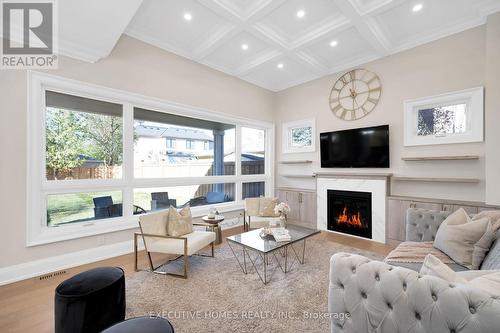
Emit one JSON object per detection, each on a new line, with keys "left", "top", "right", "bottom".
{"left": 202, "top": 215, "right": 224, "bottom": 245}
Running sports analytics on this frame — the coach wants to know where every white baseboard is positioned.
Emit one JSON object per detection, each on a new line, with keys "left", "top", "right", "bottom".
{"left": 0, "top": 240, "right": 145, "bottom": 286}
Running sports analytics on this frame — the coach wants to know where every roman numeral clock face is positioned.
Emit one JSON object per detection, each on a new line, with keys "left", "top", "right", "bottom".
{"left": 329, "top": 69, "right": 382, "bottom": 121}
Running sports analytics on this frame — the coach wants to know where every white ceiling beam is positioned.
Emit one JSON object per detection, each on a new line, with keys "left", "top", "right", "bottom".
{"left": 192, "top": 24, "right": 241, "bottom": 60}
{"left": 294, "top": 52, "right": 329, "bottom": 75}
{"left": 348, "top": 0, "right": 406, "bottom": 17}
{"left": 334, "top": 0, "right": 392, "bottom": 55}
{"left": 234, "top": 50, "right": 283, "bottom": 76}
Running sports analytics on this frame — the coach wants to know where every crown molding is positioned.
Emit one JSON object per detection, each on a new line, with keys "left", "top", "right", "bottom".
{"left": 124, "top": 28, "right": 194, "bottom": 60}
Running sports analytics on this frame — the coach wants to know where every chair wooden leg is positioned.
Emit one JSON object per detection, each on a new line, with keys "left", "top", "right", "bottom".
{"left": 211, "top": 241, "right": 215, "bottom": 257}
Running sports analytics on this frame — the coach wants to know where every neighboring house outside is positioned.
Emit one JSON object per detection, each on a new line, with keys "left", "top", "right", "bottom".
{"left": 134, "top": 124, "right": 215, "bottom": 166}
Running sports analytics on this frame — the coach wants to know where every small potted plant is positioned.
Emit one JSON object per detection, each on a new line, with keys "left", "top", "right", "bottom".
{"left": 274, "top": 202, "right": 291, "bottom": 228}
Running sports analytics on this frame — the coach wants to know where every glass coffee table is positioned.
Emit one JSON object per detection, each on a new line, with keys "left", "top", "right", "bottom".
{"left": 226, "top": 224, "right": 320, "bottom": 284}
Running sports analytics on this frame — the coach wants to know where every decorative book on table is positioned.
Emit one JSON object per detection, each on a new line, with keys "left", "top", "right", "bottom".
{"left": 270, "top": 228, "right": 292, "bottom": 242}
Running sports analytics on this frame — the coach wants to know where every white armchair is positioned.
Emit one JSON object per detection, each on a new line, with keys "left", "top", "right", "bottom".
{"left": 243, "top": 197, "right": 281, "bottom": 231}
{"left": 134, "top": 210, "right": 216, "bottom": 279}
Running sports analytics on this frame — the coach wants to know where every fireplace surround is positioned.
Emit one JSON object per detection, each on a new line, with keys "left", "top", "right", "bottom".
{"left": 316, "top": 172, "right": 389, "bottom": 244}
{"left": 327, "top": 189, "right": 372, "bottom": 239}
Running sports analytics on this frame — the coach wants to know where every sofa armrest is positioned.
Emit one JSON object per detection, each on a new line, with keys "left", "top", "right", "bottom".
{"left": 406, "top": 208, "right": 450, "bottom": 242}
{"left": 329, "top": 252, "right": 500, "bottom": 333}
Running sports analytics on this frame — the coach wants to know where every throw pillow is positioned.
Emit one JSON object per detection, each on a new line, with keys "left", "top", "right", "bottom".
{"left": 167, "top": 206, "right": 193, "bottom": 237}
{"left": 468, "top": 272, "right": 500, "bottom": 297}
{"left": 471, "top": 222, "right": 497, "bottom": 269}
{"left": 434, "top": 208, "right": 490, "bottom": 268}
{"left": 419, "top": 254, "right": 468, "bottom": 284}
{"left": 259, "top": 197, "right": 279, "bottom": 217}
{"left": 139, "top": 210, "right": 169, "bottom": 236}
{"left": 473, "top": 210, "right": 500, "bottom": 226}
{"left": 442, "top": 208, "right": 470, "bottom": 226}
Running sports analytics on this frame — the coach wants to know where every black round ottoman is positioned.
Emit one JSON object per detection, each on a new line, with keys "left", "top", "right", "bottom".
{"left": 102, "top": 316, "right": 174, "bottom": 333}
{"left": 55, "top": 267, "right": 125, "bottom": 333}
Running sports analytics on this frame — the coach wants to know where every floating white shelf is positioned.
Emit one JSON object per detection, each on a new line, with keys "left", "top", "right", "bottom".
{"left": 281, "top": 174, "right": 315, "bottom": 178}
{"left": 279, "top": 160, "right": 313, "bottom": 164}
{"left": 401, "top": 155, "right": 479, "bottom": 161}
{"left": 314, "top": 171, "right": 393, "bottom": 178}
{"left": 392, "top": 176, "right": 480, "bottom": 183}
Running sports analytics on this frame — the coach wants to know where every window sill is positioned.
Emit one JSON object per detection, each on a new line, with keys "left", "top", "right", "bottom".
{"left": 27, "top": 202, "right": 245, "bottom": 247}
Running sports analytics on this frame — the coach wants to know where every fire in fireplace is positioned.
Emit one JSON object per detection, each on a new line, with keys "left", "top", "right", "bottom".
{"left": 327, "top": 189, "right": 372, "bottom": 239}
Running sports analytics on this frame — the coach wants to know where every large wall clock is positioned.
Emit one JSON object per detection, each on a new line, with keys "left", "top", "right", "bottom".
{"left": 329, "top": 68, "right": 382, "bottom": 121}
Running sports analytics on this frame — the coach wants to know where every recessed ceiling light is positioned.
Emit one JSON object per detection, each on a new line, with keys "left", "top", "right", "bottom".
{"left": 412, "top": 3, "right": 423, "bottom": 12}
{"left": 183, "top": 12, "right": 192, "bottom": 21}
{"left": 296, "top": 10, "right": 305, "bottom": 18}
{"left": 329, "top": 40, "right": 338, "bottom": 47}
{"left": 241, "top": 43, "right": 249, "bottom": 50}
{"left": 277, "top": 63, "right": 284, "bottom": 69}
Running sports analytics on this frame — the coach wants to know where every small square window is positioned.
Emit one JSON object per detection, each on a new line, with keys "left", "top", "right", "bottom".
{"left": 404, "top": 87, "right": 483, "bottom": 146}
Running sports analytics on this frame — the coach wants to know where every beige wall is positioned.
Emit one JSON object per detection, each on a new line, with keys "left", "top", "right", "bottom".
{"left": 274, "top": 26, "right": 487, "bottom": 202}
{"left": 0, "top": 36, "right": 274, "bottom": 268}
{"left": 485, "top": 13, "right": 500, "bottom": 205}
{"left": 0, "top": 23, "right": 497, "bottom": 270}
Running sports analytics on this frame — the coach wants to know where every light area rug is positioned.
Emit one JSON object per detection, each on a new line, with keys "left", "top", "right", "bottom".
{"left": 126, "top": 237, "right": 383, "bottom": 333}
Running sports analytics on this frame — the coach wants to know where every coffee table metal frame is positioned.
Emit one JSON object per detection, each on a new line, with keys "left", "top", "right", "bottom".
{"left": 226, "top": 226, "right": 320, "bottom": 285}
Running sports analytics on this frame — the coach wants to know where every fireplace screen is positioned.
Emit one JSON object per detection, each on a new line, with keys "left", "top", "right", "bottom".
{"left": 327, "top": 189, "right": 372, "bottom": 239}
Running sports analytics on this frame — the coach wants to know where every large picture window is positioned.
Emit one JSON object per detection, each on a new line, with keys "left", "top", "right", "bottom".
{"left": 45, "top": 91, "right": 123, "bottom": 180}
{"left": 133, "top": 108, "right": 236, "bottom": 178}
{"left": 27, "top": 72, "right": 273, "bottom": 246}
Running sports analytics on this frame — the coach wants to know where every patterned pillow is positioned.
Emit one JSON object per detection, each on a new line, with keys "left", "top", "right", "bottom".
{"left": 167, "top": 206, "right": 193, "bottom": 237}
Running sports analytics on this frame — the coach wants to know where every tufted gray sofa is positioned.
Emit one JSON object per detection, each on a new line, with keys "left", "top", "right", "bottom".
{"left": 404, "top": 208, "right": 500, "bottom": 271}
{"left": 329, "top": 252, "right": 500, "bottom": 333}
{"left": 328, "top": 208, "right": 500, "bottom": 332}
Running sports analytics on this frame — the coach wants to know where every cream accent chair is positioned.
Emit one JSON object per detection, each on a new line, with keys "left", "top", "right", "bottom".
{"left": 134, "top": 210, "right": 216, "bottom": 279}
{"left": 243, "top": 197, "right": 281, "bottom": 231}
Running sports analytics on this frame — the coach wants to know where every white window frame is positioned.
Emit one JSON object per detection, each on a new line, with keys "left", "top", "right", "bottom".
{"left": 27, "top": 71, "right": 274, "bottom": 246}
{"left": 403, "top": 87, "right": 484, "bottom": 146}
{"left": 282, "top": 118, "right": 316, "bottom": 153}
{"left": 166, "top": 138, "right": 175, "bottom": 149}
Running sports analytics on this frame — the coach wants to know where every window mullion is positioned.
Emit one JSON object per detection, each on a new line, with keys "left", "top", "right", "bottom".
{"left": 235, "top": 125, "right": 242, "bottom": 176}
{"left": 122, "top": 103, "right": 134, "bottom": 217}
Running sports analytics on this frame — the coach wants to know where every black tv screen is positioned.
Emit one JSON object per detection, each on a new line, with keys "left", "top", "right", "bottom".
{"left": 320, "top": 125, "right": 389, "bottom": 168}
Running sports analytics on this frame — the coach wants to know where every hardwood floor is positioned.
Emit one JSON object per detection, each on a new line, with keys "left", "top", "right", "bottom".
{"left": 0, "top": 227, "right": 393, "bottom": 333}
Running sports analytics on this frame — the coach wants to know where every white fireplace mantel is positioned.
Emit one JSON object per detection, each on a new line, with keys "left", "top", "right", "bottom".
{"left": 316, "top": 173, "right": 389, "bottom": 244}
{"left": 314, "top": 171, "right": 393, "bottom": 179}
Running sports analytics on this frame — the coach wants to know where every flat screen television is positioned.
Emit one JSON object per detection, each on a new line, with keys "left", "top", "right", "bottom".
{"left": 320, "top": 125, "right": 389, "bottom": 168}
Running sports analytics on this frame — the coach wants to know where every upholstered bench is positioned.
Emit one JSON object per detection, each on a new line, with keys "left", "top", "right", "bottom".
{"left": 54, "top": 267, "right": 125, "bottom": 333}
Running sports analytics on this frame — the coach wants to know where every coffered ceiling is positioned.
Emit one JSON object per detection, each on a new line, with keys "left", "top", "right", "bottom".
{"left": 27, "top": 0, "right": 500, "bottom": 92}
